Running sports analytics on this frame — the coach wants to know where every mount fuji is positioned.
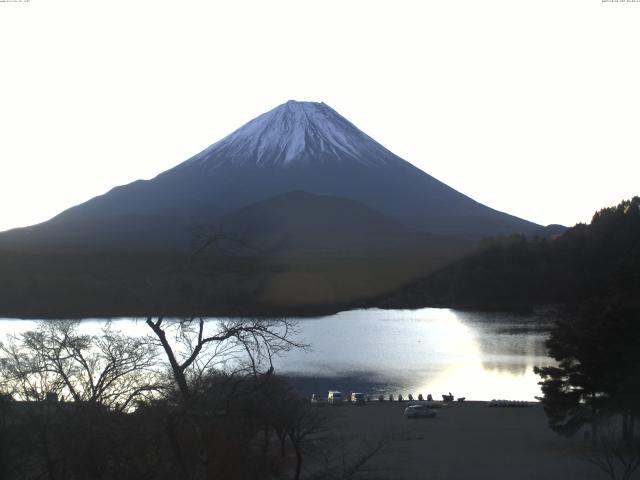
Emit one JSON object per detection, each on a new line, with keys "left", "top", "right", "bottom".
{"left": 0, "top": 100, "right": 540, "bottom": 253}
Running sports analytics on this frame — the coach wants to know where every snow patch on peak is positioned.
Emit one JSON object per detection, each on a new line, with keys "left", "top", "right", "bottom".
{"left": 186, "top": 100, "right": 404, "bottom": 169}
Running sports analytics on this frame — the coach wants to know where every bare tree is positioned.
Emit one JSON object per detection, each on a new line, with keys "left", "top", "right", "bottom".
{"left": 188, "top": 226, "right": 258, "bottom": 261}
{"left": 287, "top": 403, "right": 329, "bottom": 480}
{"left": 0, "top": 320, "right": 166, "bottom": 411}
{"left": 585, "top": 424, "right": 640, "bottom": 480}
{"left": 145, "top": 316, "right": 306, "bottom": 405}
{"left": 0, "top": 321, "right": 168, "bottom": 480}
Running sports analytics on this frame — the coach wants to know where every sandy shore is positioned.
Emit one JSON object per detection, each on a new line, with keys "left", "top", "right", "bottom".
{"left": 320, "top": 401, "right": 601, "bottom": 480}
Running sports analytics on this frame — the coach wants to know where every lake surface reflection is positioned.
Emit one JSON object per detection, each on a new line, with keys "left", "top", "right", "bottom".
{"left": 0, "top": 308, "right": 554, "bottom": 401}
{"left": 276, "top": 308, "right": 553, "bottom": 401}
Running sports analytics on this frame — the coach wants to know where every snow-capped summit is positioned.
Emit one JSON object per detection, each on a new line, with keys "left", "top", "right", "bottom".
{"left": 186, "top": 100, "right": 402, "bottom": 168}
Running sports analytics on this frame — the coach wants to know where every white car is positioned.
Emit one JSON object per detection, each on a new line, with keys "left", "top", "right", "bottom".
{"left": 404, "top": 404, "right": 437, "bottom": 419}
{"left": 328, "top": 390, "right": 343, "bottom": 405}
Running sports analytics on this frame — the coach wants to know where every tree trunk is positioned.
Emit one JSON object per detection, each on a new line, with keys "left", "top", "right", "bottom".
{"left": 165, "top": 413, "right": 188, "bottom": 478}
{"left": 38, "top": 410, "right": 57, "bottom": 480}
{"left": 623, "top": 412, "right": 630, "bottom": 447}
{"left": 146, "top": 318, "right": 191, "bottom": 404}
{"left": 591, "top": 400, "right": 598, "bottom": 448}
{"left": 278, "top": 432, "right": 286, "bottom": 457}
{"left": 262, "top": 427, "right": 270, "bottom": 454}
{"left": 294, "top": 443, "right": 302, "bottom": 480}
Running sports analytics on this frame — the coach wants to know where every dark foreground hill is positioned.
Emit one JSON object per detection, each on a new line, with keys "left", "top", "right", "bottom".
{"left": 0, "top": 246, "right": 477, "bottom": 318}
{"left": 0, "top": 193, "right": 481, "bottom": 317}
{"left": 0, "top": 189, "right": 484, "bottom": 317}
{"left": 380, "top": 197, "right": 640, "bottom": 311}
{"left": 217, "top": 191, "right": 430, "bottom": 255}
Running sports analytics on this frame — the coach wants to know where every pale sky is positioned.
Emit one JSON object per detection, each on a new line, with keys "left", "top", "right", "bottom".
{"left": 1, "top": 0, "right": 638, "bottom": 232}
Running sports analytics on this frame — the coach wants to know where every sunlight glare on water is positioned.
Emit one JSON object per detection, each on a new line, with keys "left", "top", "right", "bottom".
{"left": 0, "top": 308, "right": 553, "bottom": 400}
{"left": 272, "top": 308, "right": 552, "bottom": 400}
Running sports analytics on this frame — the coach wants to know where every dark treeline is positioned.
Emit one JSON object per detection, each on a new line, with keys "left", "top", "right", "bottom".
{"left": 0, "top": 245, "right": 469, "bottom": 318}
{"left": 382, "top": 197, "right": 640, "bottom": 311}
{"left": 0, "top": 252, "right": 281, "bottom": 318}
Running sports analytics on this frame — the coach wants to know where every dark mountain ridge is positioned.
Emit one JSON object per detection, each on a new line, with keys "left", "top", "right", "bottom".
{"left": 0, "top": 100, "right": 541, "bottom": 253}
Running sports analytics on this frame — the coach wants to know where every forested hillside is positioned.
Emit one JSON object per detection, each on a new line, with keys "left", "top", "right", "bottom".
{"left": 382, "top": 197, "right": 640, "bottom": 311}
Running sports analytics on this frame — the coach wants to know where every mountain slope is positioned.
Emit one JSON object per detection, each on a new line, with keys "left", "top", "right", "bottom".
{"left": 217, "top": 190, "right": 420, "bottom": 255}
{"left": 0, "top": 100, "right": 540, "bottom": 253}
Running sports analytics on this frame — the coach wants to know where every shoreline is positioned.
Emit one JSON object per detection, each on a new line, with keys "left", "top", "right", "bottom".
{"left": 284, "top": 373, "right": 545, "bottom": 403}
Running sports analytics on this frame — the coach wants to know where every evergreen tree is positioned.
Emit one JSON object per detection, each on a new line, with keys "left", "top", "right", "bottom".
{"left": 535, "top": 302, "right": 640, "bottom": 445}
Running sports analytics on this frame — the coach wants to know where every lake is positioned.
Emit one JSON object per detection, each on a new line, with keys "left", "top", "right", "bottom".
{"left": 0, "top": 308, "right": 554, "bottom": 401}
